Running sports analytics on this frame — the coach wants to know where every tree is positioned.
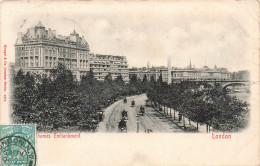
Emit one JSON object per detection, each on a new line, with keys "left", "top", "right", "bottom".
{"left": 157, "top": 74, "right": 163, "bottom": 83}
{"left": 83, "top": 69, "right": 95, "bottom": 85}
{"left": 146, "top": 78, "right": 250, "bottom": 132}
{"left": 140, "top": 74, "right": 148, "bottom": 92}
{"left": 142, "top": 74, "right": 148, "bottom": 83}
{"left": 150, "top": 75, "right": 156, "bottom": 84}
{"left": 104, "top": 73, "right": 112, "bottom": 83}
{"left": 130, "top": 74, "right": 138, "bottom": 85}
{"left": 115, "top": 75, "right": 124, "bottom": 86}
{"left": 13, "top": 63, "right": 147, "bottom": 132}
{"left": 14, "top": 69, "right": 25, "bottom": 85}
{"left": 13, "top": 71, "right": 37, "bottom": 124}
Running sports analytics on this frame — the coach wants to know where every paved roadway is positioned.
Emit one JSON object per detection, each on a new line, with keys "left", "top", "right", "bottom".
{"left": 98, "top": 94, "right": 183, "bottom": 133}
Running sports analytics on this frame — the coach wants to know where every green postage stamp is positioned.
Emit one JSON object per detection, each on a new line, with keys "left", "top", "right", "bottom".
{"left": 0, "top": 124, "right": 36, "bottom": 166}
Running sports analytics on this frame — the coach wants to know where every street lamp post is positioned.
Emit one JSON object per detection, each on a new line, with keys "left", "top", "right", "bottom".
{"left": 137, "top": 115, "right": 139, "bottom": 133}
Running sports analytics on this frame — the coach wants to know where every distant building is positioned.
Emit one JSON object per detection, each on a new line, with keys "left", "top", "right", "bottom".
{"left": 160, "top": 65, "right": 231, "bottom": 83}
{"left": 129, "top": 67, "right": 161, "bottom": 81}
{"left": 130, "top": 64, "right": 231, "bottom": 83}
{"left": 89, "top": 54, "right": 129, "bottom": 82}
{"left": 231, "top": 70, "right": 249, "bottom": 81}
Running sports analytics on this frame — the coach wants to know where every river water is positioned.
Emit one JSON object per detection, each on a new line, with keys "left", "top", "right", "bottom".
{"left": 228, "top": 92, "right": 250, "bottom": 104}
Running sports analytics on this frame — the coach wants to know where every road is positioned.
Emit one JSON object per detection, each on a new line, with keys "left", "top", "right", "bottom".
{"left": 98, "top": 94, "right": 183, "bottom": 133}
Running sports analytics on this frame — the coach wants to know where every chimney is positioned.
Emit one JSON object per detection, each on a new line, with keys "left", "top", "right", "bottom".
{"left": 16, "top": 32, "right": 23, "bottom": 44}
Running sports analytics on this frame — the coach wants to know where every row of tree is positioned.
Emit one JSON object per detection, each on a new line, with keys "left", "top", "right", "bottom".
{"left": 146, "top": 79, "right": 249, "bottom": 132}
{"left": 12, "top": 64, "right": 147, "bottom": 132}
{"left": 12, "top": 63, "right": 249, "bottom": 132}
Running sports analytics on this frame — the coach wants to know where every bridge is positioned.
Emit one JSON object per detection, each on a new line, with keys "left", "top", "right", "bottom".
{"left": 187, "top": 80, "right": 250, "bottom": 89}
{"left": 172, "top": 79, "right": 250, "bottom": 89}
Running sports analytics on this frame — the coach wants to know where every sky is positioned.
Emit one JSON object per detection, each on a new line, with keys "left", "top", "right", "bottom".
{"left": 1, "top": 1, "right": 258, "bottom": 71}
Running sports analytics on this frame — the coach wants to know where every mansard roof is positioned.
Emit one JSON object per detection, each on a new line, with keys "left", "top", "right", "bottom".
{"left": 16, "top": 22, "right": 89, "bottom": 50}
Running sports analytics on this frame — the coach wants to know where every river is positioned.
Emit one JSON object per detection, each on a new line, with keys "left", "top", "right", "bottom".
{"left": 228, "top": 92, "right": 250, "bottom": 104}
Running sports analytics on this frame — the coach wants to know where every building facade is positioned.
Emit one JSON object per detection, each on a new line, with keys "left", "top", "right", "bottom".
{"left": 89, "top": 54, "right": 129, "bottom": 82}
{"left": 14, "top": 22, "right": 129, "bottom": 81}
{"left": 15, "top": 22, "right": 90, "bottom": 80}
{"left": 161, "top": 66, "right": 231, "bottom": 83}
{"left": 130, "top": 65, "right": 231, "bottom": 83}
{"left": 129, "top": 67, "right": 161, "bottom": 81}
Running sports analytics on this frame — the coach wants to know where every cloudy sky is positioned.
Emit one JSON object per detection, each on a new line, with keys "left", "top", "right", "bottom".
{"left": 1, "top": 1, "right": 258, "bottom": 71}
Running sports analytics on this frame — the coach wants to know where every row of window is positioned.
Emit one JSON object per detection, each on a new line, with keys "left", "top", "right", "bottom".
{"left": 20, "top": 57, "right": 88, "bottom": 69}
{"left": 90, "top": 64, "right": 128, "bottom": 68}
{"left": 92, "top": 68, "right": 128, "bottom": 72}
{"left": 21, "top": 51, "right": 88, "bottom": 61}
{"left": 19, "top": 47, "right": 88, "bottom": 58}
{"left": 90, "top": 64, "right": 110, "bottom": 68}
{"left": 97, "top": 57, "right": 126, "bottom": 61}
{"left": 94, "top": 72, "right": 129, "bottom": 76}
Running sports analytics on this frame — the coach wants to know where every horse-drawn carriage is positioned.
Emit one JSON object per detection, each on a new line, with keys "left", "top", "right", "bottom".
{"left": 131, "top": 100, "right": 135, "bottom": 107}
{"left": 122, "top": 109, "right": 128, "bottom": 120}
{"left": 118, "top": 118, "right": 127, "bottom": 132}
{"left": 140, "top": 105, "right": 145, "bottom": 116}
{"left": 123, "top": 97, "right": 127, "bottom": 103}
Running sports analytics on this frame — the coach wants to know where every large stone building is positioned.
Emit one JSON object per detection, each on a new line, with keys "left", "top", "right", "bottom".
{"left": 89, "top": 54, "right": 129, "bottom": 82}
{"left": 14, "top": 22, "right": 129, "bottom": 81}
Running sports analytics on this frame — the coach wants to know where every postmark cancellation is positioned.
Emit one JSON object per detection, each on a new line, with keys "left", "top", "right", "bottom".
{"left": 0, "top": 124, "right": 36, "bottom": 166}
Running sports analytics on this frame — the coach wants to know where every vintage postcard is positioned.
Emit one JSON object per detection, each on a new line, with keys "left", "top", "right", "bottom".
{"left": 0, "top": 0, "right": 259, "bottom": 165}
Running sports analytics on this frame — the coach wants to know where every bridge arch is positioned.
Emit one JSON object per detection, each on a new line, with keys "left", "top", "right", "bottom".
{"left": 222, "top": 82, "right": 249, "bottom": 90}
